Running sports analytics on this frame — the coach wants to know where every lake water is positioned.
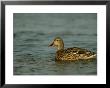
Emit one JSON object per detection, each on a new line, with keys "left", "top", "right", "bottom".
{"left": 13, "top": 13, "right": 97, "bottom": 75}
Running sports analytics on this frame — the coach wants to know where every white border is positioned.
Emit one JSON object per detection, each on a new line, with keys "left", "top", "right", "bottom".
{"left": 5, "top": 5, "right": 106, "bottom": 84}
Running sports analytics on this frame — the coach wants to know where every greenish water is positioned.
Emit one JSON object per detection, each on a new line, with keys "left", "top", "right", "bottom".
{"left": 13, "top": 13, "right": 97, "bottom": 75}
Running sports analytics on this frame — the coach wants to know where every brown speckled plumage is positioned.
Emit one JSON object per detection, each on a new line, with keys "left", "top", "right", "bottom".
{"left": 49, "top": 37, "right": 96, "bottom": 61}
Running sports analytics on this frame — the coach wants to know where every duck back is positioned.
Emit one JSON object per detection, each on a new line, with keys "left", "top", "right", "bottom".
{"left": 56, "top": 47, "right": 96, "bottom": 61}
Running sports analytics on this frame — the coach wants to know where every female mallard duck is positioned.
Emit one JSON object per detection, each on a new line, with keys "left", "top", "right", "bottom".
{"left": 49, "top": 37, "right": 96, "bottom": 61}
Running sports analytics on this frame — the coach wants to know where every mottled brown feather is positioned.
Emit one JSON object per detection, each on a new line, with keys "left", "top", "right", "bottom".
{"left": 56, "top": 47, "right": 96, "bottom": 61}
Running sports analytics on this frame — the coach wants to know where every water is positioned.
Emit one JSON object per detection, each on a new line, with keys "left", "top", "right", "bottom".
{"left": 13, "top": 13, "right": 97, "bottom": 75}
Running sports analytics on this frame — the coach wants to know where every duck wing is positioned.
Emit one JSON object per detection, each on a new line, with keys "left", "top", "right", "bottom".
{"left": 72, "top": 47, "right": 96, "bottom": 59}
{"left": 64, "top": 47, "right": 86, "bottom": 53}
{"left": 56, "top": 47, "right": 96, "bottom": 61}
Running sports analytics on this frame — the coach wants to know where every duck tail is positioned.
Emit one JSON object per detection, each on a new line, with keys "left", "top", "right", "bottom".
{"left": 92, "top": 53, "right": 97, "bottom": 58}
{"left": 87, "top": 53, "right": 97, "bottom": 59}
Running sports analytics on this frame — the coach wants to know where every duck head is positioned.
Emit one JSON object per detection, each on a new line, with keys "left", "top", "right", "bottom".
{"left": 49, "top": 37, "right": 64, "bottom": 50}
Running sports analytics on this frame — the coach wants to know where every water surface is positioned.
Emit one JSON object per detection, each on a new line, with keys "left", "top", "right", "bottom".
{"left": 13, "top": 13, "right": 97, "bottom": 75}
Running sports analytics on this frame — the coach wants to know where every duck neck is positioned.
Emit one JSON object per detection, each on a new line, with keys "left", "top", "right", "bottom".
{"left": 57, "top": 44, "right": 64, "bottom": 51}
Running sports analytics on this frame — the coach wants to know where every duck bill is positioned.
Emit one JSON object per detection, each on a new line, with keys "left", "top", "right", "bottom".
{"left": 49, "top": 42, "right": 54, "bottom": 47}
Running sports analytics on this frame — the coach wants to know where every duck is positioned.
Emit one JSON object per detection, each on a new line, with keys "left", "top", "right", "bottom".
{"left": 49, "top": 37, "right": 96, "bottom": 61}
